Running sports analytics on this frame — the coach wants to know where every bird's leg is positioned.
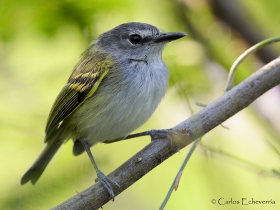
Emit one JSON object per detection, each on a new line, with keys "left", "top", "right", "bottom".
{"left": 80, "top": 139, "right": 119, "bottom": 200}
{"left": 103, "top": 129, "right": 172, "bottom": 144}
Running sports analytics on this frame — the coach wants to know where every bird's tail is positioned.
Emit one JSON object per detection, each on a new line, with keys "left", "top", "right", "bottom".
{"left": 20, "top": 140, "right": 63, "bottom": 185}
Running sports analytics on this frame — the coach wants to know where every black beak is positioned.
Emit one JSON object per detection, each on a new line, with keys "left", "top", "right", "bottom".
{"left": 153, "top": 32, "right": 187, "bottom": 43}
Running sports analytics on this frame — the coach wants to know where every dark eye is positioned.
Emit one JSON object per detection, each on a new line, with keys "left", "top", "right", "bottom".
{"left": 129, "top": 34, "right": 142, "bottom": 44}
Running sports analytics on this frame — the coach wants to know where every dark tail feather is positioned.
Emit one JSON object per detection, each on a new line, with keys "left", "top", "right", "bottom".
{"left": 20, "top": 141, "right": 63, "bottom": 185}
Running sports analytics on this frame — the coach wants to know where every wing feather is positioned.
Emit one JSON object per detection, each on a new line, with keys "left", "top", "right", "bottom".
{"left": 44, "top": 53, "right": 112, "bottom": 140}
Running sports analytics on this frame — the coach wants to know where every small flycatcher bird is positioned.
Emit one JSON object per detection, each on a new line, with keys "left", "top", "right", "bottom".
{"left": 20, "top": 22, "right": 186, "bottom": 198}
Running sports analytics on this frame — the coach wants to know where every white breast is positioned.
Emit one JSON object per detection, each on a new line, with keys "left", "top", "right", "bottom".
{"left": 67, "top": 59, "right": 169, "bottom": 145}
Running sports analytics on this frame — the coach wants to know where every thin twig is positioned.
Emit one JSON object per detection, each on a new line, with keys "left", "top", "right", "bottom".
{"left": 225, "top": 37, "right": 280, "bottom": 92}
{"left": 159, "top": 138, "right": 202, "bottom": 210}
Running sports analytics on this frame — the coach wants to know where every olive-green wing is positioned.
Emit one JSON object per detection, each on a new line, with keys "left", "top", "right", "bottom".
{"left": 45, "top": 56, "right": 111, "bottom": 140}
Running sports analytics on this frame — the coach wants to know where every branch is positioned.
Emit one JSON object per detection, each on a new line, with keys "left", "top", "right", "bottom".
{"left": 52, "top": 57, "right": 280, "bottom": 210}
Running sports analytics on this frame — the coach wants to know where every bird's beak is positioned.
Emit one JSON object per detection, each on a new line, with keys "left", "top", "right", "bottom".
{"left": 153, "top": 32, "right": 187, "bottom": 43}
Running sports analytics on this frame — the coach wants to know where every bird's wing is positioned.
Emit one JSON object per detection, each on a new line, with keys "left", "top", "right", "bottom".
{"left": 44, "top": 54, "right": 112, "bottom": 141}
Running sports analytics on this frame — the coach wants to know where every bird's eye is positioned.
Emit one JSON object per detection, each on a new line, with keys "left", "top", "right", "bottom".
{"left": 129, "top": 34, "right": 142, "bottom": 44}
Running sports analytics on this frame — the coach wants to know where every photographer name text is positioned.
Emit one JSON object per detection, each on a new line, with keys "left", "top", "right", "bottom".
{"left": 211, "top": 197, "right": 275, "bottom": 205}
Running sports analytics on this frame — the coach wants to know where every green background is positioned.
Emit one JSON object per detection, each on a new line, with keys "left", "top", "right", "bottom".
{"left": 1, "top": 0, "right": 280, "bottom": 209}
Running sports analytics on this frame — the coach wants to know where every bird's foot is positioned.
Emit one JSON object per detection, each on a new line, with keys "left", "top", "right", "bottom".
{"left": 95, "top": 169, "right": 120, "bottom": 201}
{"left": 145, "top": 129, "right": 172, "bottom": 140}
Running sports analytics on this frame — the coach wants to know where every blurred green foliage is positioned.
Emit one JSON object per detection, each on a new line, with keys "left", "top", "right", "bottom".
{"left": 1, "top": 0, "right": 280, "bottom": 209}
{"left": 0, "top": 0, "right": 131, "bottom": 41}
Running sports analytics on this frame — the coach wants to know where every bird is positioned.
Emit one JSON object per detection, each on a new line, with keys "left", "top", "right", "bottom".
{"left": 20, "top": 22, "right": 186, "bottom": 198}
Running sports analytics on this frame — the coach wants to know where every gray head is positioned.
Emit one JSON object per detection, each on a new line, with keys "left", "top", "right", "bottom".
{"left": 92, "top": 22, "right": 186, "bottom": 62}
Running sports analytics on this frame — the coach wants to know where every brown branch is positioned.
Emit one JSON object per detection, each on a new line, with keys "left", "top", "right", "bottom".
{"left": 52, "top": 57, "right": 280, "bottom": 210}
